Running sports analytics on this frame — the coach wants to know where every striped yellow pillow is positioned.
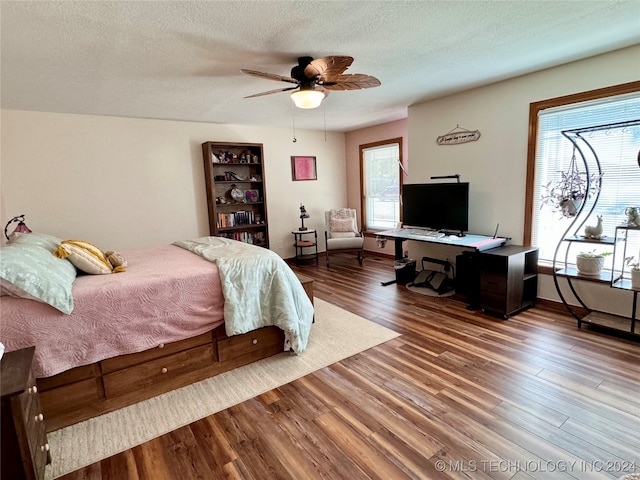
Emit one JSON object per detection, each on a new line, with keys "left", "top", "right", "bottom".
{"left": 54, "top": 240, "right": 124, "bottom": 275}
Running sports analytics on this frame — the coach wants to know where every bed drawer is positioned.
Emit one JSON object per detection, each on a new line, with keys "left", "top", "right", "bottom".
{"left": 39, "top": 377, "right": 104, "bottom": 420}
{"left": 217, "top": 326, "right": 284, "bottom": 362}
{"left": 103, "top": 344, "right": 215, "bottom": 398}
{"left": 101, "top": 331, "right": 214, "bottom": 374}
{"left": 38, "top": 363, "right": 100, "bottom": 391}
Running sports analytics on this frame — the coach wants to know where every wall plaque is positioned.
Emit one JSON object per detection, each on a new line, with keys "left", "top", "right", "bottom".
{"left": 437, "top": 126, "right": 481, "bottom": 145}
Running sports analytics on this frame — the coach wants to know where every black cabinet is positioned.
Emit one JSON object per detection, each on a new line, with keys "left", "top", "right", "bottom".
{"left": 456, "top": 251, "right": 481, "bottom": 308}
{"left": 479, "top": 246, "right": 538, "bottom": 318}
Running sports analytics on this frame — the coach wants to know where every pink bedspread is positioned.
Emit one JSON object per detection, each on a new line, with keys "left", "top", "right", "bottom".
{"left": 0, "top": 245, "right": 225, "bottom": 378}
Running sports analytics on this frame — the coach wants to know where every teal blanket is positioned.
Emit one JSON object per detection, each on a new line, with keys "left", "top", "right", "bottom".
{"left": 172, "top": 237, "right": 314, "bottom": 353}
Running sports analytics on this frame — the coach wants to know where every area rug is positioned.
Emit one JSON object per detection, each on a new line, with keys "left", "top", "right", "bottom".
{"left": 44, "top": 298, "right": 400, "bottom": 479}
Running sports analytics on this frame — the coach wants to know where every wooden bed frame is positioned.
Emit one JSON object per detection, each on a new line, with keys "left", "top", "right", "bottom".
{"left": 37, "top": 274, "right": 314, "bottom": 432}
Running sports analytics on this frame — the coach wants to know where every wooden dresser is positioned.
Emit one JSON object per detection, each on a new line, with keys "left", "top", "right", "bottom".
{"left": 1, "top": 346, "right": 50, "bottom": 480}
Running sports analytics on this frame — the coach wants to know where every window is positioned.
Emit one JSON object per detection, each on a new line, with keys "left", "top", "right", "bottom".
{"left": 360, "top": 138, "right": 402, "bottom": 231}
{"left": 525, "top": 82, "right": 640, "bottom": 268}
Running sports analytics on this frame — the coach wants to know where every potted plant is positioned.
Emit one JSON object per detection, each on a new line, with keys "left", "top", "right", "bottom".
{"left": 540, "top": 147, "right": 604, "bottom": 218}
{"left": 624, "top": 256, "right": 640, "bottom": 289}
{"left": 575, "top": 250, "right": 611, "bottom": 276}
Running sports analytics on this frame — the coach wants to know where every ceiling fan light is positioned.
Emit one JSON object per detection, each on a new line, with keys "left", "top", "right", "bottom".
{"left": 291, "top": 89, "right": 325, "bottom": 109}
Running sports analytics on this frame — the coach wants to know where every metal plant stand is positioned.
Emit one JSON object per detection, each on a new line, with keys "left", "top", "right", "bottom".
{"left": 551, "top": 120, "right": 639, "bottom": 336}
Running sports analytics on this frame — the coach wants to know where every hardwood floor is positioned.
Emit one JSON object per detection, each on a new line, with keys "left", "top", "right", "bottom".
{"left": 60, "top": 254, "right": 639, "bottom": 480}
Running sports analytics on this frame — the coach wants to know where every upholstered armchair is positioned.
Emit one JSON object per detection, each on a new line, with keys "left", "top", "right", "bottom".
{"left": 324, "top": 208, "right": 364, "bottom": 266}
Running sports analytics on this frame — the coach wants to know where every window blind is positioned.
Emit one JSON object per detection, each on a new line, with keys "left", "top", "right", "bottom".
{"left": 532, "top": 92, "right": 640, "bottom": 263}
{"left": 362, "top": 143, "right": 400, "bottom": 230}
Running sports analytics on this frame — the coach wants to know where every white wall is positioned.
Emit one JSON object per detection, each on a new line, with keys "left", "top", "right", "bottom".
{"left": 406, "top": 44, "right": 640, "bottom": 313}
{"left": 0, "top": 110, "right": 346, "bottom": 258}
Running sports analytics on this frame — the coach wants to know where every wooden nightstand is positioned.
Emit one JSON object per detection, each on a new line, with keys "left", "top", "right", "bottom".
{"left": 1, "top": 346, "right": 51, "bottom": 480}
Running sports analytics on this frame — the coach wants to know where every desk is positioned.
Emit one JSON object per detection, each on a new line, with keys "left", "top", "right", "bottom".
{"left": 378, "top": 228, "right": 506, "bottom": 259}
{"left": 377, "top": 228, "right": 506, "bottom": 286}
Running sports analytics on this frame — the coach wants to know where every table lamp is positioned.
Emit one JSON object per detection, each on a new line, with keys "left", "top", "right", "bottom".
{"left": 4, "top": 214, "right": 32, "bottom": 240}
{"left": 299, "top": 204, "right": 309, "bottom": 231}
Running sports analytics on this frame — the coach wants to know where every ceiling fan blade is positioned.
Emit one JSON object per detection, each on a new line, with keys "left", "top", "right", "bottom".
{"left": 244, "top": 86, "right": 299, "bottom": 98}
{"left": 304, "top": 56, "right": 353, "bottom": 81}
{"left": 241, "top": 69, "right": 298, "bottom": 84}
{"left": 322, "top": 74, "right": 381, "bottom": 91}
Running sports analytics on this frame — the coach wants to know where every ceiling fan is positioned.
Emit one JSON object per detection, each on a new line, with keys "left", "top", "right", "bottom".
{"left": 241, "top": 55, "right": 381, "bottom": 109}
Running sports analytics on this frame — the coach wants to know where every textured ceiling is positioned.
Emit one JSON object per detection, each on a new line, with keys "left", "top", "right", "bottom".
{"left": 1, "top": 1, "right": 639, "bottom": 132}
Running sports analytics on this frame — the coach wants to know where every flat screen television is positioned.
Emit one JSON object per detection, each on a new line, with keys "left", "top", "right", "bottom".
{"left": 402, "top": 182, "right": 469, "bottom": 235}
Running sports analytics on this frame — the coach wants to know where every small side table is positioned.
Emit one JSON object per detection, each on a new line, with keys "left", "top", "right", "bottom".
{"left": 292, "top": 229, "right": 318, "bottom": 265}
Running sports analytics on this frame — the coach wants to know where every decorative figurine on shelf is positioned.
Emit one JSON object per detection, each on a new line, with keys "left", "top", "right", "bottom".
{"left": 225, "top": 171, "right": 244, "bottom": 181}
{"left": 228, "top": 184, "right": 244, "bottom": 203}
{"left": 625, "top": 207, "right": 640, "bottom": 227}
{"left": 625, "top": 256, "right": 640, "bottom": 289}
{"left": 299, "top": 204, "right": 310, "bottom": 231}
{"left": 584, "top": 215, "right": 604, "bottom": 239}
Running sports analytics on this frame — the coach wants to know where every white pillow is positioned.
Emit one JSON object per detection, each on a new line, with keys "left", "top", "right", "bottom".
{"left": 54, "top": 240, "right": 115, "bottom": 275}
{"left": 330, "top": 217, "right": 357, "bottom": 233}
{"left": 8, "top": 231, "right": 64, "bottom": 251}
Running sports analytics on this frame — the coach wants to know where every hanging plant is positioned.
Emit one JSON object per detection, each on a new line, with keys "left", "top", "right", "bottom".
{"left": 540, "top": 146, "right": 604, "bottom": 218}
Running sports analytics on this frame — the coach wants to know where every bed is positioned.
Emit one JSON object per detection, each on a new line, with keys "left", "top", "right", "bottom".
{"left": 0, "top": 234, "right": 314, "bottom": 432}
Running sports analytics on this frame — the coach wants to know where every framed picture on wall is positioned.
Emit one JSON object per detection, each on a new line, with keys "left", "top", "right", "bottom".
{"left": 291, "top": 156, "right": 317, "bottom": 181}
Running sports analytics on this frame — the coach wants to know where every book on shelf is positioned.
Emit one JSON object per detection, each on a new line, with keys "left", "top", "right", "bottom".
{"left": 218, "top": 231, "right": 265, "bottom": 245}
{"left": 217, "top": 210, "right": 255, "bottom": 228}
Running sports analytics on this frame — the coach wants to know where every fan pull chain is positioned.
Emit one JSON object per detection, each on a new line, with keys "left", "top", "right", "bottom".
{"left": 291, "top": 101, "right": 297, "bottom": 143}
{"left": 324, "top": 102, "right": 327, "bottom": 142}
